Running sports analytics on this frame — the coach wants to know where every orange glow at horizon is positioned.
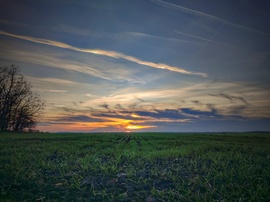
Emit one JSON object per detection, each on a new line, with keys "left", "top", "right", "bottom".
{"left": 38, "top": 118, "right": 156, "bottom": 132}
{"left": 125, "top": 124, "right": 156, "bottom": 130}
{"left": 126, "top": 125, "right": 144, "bottom": 130}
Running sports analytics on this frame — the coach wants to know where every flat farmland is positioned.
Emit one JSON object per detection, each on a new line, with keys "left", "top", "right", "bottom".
{"left": 0, "top": 132, "right": 269, "bottom": 201}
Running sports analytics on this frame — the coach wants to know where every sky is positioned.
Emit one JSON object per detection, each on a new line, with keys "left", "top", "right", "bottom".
{"left": 0, "top": 0, "right": 270, "bottom": 132}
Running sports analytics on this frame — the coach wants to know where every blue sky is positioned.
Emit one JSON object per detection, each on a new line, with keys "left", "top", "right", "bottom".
{"left": 0, "top": 0, "right": 270, "bottom": 132}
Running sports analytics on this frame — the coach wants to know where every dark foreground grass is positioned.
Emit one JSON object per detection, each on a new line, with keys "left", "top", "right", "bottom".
{"left": 0, "top": 132, "right": 270, "bottom": 201}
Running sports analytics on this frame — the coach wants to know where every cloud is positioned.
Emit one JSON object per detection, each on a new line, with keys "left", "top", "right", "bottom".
{"left": 0, "top": 30, "right": 207, "bottom": 77}
{"left": 206, "top": 103, "right": 215, "bottom": 110}
{"left": 44, "top": 105, "right": 193, "bottom": 132}
{"left": 125, "top": 31, "right": 203, "bottom": 45}
{"left": 150, "top": 0, "right": 270, "bottom": 36}
{"left": 0, "top": 48, "right": 112, "bottom": 81}
{"left": 181, "top": 108, "right": 220, "bottom": 119}
{"left": 85, "top": 86, "right": 200, "bottom": 105}
{"left": 115, "top": 103, "right": 125, "bottom": 110}
{"left": 54, "top": 115, "right": 104, "bottom": 122}
{"left": 174, "top": 31, "right": 243, "bottom": 50}
{"left": 43, "top": 89, "right": 68, "bottom": 93}
{"left": 91, "top": 107, "right": 192, "bottom": 123}
{"left": 0, "top": 42, "right": 144, "bottom": 84}
{"left": 226, "top": 105, "right": 248, "bottom": 117}
{"left": 209, "top": 93, "right": 249, "bottom": 105}
{"left": 27, "top": 77, "right": 78, "bottom": 85}
{"left": 56, "top": 0, "right": 124, "bottom": 10}
{"left": 40, "top": 91, "right": 269, "bottom": 132}
{"left": 99, "top": 103, "right": 109, "bottom": 109}
{"left": 210, "top": 79, "right": 270, "bottom": 90}
{"left": 191, "top": 100, "right": 203, "bottom": 106}
{"left": 135, "top": 96, "right": 146, "bottom": 102}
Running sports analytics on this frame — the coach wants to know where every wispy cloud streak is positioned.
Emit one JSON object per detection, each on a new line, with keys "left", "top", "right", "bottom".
{"left": 0, "top": 30, "right": 207, "bottom": 77}
{"left": 125, "top": 31, "right": 202, "bottom": 45}
{"left": 150, "top": 0, "right": 270, "bottom": 36}
{"left": 174, "top": 31, "right": 243, "bottom": 50}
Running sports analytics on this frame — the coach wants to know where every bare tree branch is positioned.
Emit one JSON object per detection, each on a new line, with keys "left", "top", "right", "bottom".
{"left": 0, "top": 65, "right": 45, "bottom": 132}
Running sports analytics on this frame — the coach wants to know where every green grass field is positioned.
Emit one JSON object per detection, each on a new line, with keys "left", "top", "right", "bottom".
{"left": 0, "top": 132, "right": 269, "bottom": 201}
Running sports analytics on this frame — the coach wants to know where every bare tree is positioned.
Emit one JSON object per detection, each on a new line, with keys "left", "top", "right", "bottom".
{"left": 0, "top": 65, "right": 45, "bottom": 132}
